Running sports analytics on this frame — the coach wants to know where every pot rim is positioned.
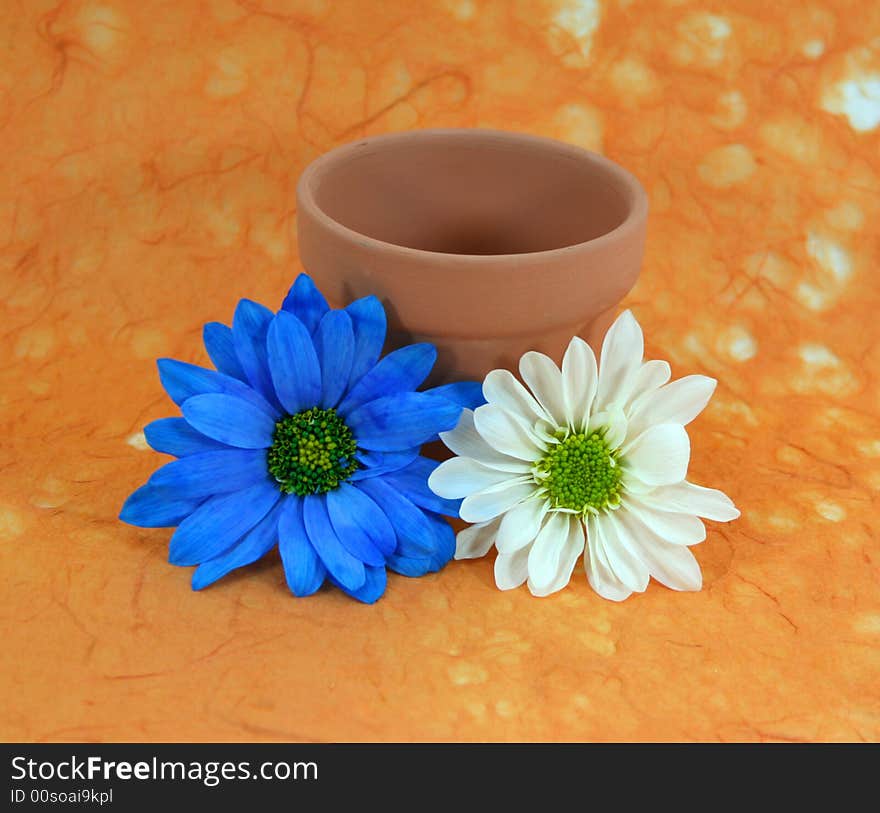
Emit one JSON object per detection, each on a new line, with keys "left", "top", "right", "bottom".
{"left": 296, "top": 127, "right": 649, "bottom": 263}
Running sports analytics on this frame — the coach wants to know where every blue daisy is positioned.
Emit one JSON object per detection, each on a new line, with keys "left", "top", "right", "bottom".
{"left": 120, "top": 274, "right": 482, "bottom": 603}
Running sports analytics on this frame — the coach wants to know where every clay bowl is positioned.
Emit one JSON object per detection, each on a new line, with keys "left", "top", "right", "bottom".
{"left": 296, "top": 128, "right": 648, "bottom": 384}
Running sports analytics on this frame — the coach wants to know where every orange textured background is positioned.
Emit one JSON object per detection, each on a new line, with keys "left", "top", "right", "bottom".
{"left": 1, "top": 0, "right": 879, "bottom": 742}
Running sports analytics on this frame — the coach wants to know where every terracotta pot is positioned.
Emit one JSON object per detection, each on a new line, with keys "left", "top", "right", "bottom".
{"left": 296, "top": 128, "right": 648, "bottom": 384}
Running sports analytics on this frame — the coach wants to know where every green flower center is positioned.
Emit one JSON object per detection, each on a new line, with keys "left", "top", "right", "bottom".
{"left": 266, "top": 407, "right": 359, "bottom": 496}
{"left": 534, "top": 429, "right": 623, "bottom": 515}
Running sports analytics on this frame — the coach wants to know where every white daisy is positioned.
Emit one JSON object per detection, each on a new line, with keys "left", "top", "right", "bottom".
{"left": 428, "top": 310, "right": 740, "bottom": 600}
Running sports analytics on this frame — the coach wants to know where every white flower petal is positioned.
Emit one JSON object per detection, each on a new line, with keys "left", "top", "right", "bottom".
{"left": 495, "top": 546, "right": 531, "bottom": 590}
{"left": 639, "top": 481, "right": 740, "bottom": 522}
{"left": 483, "top": 369, "right": 550, "bottom": 424}
{"left": 519, "top": 351, "right": 567, "bottom": 427}
{"left": 595, "top": 310, "right": 644, "bottom": 412}
{"left": 455, "top": 516, "right": 501, "bottom": 559}
{"left": 619, "top": 476, "right": 653, "bottom": 494}
{"left": 528, "top": 516, "right": 585, "bottom": 597}
{"left": 533, "top": 420, "right": 560, "bottom": 446}
{"left": 526, "top": 511, "right": 574, "bottom": 592}
{"left": 496, "top": 497, "right": 549, "bottom": 553}
{"left": 589, "top": 404, "right": 628, "bottom": 449}
{"left": 627, "top": 374, "right": 717, "bottom": 439}
{"left": 561, "top": 336, "right": 598, "bottom": 432}
{"left": 429, "top": 457, "right": 528, "bottom": 500}
{"left": 594, "top": 512, "right": 649, "bottom": 593}
{"left": 605, "top": 407, "right": 628, "bottom": 449}
{"left": 617, "top": 510, "right": 702, "bottom": 591}
{"left": 584, "top": 515, "right": 632, "bottom": 601}
{"left": 473, "top": 404, "right": 546, "bottom": 462}
{"left": 625, "top": 498, "right": 706, "bottom": 545}
{"left": 460, "top": 481, "right": 537, "bottom": 523}
{"left": 439, "top": 409, "right": 532, "bottom": 473}
{"left": 622, "top": 423, "right": 690, "bottom": 486}
{"left": 624, "top": 359, "right": 671, "bottom": 412}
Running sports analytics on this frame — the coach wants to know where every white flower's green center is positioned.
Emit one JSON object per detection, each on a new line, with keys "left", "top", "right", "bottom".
{"left": 534, "top": 429, "right": 623, "bottom": 515}
{"left": 267, "top": 407, "right": 359, "bottom": 496}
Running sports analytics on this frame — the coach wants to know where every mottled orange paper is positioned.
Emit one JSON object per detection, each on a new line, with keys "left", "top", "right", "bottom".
{"left": 1, "top": 0, "right": 878, "bottom": 742}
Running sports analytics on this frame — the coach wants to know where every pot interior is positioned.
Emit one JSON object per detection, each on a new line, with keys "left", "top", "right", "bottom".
{"left": 310, "top": 134, "right": 633, "bottom": 255}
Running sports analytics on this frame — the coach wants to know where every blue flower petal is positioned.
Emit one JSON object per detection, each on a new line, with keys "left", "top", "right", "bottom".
{"left": 326, "top": 482, "right": 394, "bottom": 564}
{"left": 380, "top": 456, "right": 462, "bottom": 517}
{"left": 385, "top": 554, "right": 433, "bottom": 578}
{"left": 357, "top": 478, "right": 455, "bottom": 578}
{"left": 281, "top": 273, "right": 330, "bottom": 334}
{"left": 313, "top": 309, "right": 354, "bottom": 408}
{"left": 144, "top": 417, "right": 226, "bottom": 457}
{"left": 355, "top": 477, "right": 435, "bottom": 556}
{"left": 338, "top": 343, "right": 436, "bottom": 415}
{"left": 119, "top": 482, "right": 203, "bottom": 528}
{"left": 346, "top": 392, "right": 461, "bottom": 452}
{"left": 277, "top": 497, "right": 326, "bottom": 597}
{"left": 181, "top": 393, "right": 275, "bottom": 449}
{"left": 423, "top": 510, "right": 456, "bottom": 571}
{"left": 330, "top": 564, "right": 387, "bottom": 604}
{"left": 385, "top": 510, "right": 454, "bottom": 577}
{"left": 302, "top": 494, "right": 366, "bottom": 592}
{"left": 169, "top": 480, "right": 281, "bottom": 566}
{"left": 203, "top": 322, "right": 246, "bottom": 381}
{"left": 345, "top": 295, "right": 387, "bottom": 391}
{"left": 157, "top": 359, "right": 279, "bottom": 418}
{"left": 191, "top": 499, "right": 285, "bottom": 590}
{"left": 422, "top": 381, "right": 486, "bottom": 410}
{"left": 148, "top": 449, "right": 270, "bottom": 501}
{"left": 266, "top": 310, "right": 322, "bottom": 414}
{"left": 349, "top": 448, "right": 420, "bottom": 480}
{"left": 232, "top": 298, "right": 282, "bottom": 410}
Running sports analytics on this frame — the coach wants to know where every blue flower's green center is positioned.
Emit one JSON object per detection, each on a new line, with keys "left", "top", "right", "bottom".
{"left": 267, "top": 407, "right": 359, "bottom": 496}
{"left": 534, "top": 429, "right": 623, "bottom": 514}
